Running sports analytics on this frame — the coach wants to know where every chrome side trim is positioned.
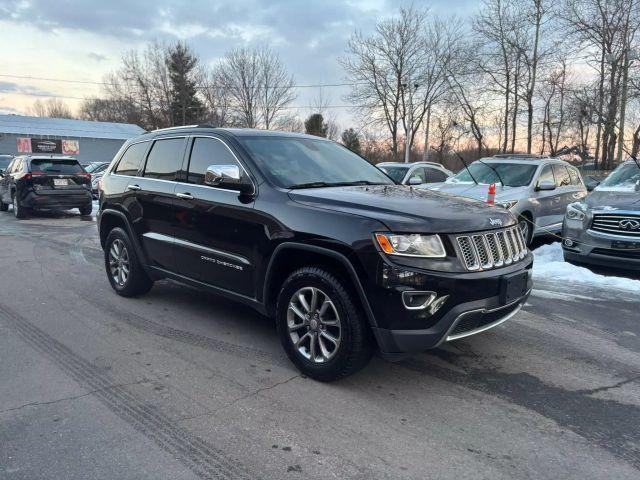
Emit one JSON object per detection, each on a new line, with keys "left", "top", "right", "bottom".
{"left": 587, "top": 229, "right": 640, "bottom": 241}
{"left": 142, "top": 232, "right": 251, "bottom": 266}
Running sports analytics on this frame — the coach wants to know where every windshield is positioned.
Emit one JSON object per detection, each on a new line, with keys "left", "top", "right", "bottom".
{"left": 0, "top": 156, "right": 12, "bottom": 170}
{"left": 30, "top": 159, "right": 85, "bottom": 174}
{"left": 378, "top": 165, "right": 408, "bottom": 183}
{"left": 85, "top": 163, "right": 104, "bottom": 173}
{"left": 238, "top": 136, "right": 393, "bottom": 189}
{"left": 598, "top": 162, "right": 640, "bottom": 190}
{"left": 447, "top": 162, "right": 537, "bottom": 187}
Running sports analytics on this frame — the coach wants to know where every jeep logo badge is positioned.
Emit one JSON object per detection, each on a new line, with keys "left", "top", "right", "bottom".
{"left": 619, "top": 219, "right": 640, "bottom": 231}
{"left": 489, "top": 218, "right": 503, "bottom": 227}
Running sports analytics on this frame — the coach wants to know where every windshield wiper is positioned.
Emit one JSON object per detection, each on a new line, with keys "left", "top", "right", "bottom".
{"left": 476, "top": 159, "right": 505, "bottom": 186}
{"left": 288, "top": 180, "right": 386, "bottom": 189}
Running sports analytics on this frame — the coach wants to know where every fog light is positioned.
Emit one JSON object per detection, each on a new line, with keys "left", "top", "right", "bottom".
{"left": 402, "top": 291, "right": 437, "bottom": 310}
{"left": 563, "top": 239, "right": 574, "bottom": 247}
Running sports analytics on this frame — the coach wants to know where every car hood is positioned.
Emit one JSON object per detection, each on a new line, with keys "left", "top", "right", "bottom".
{"left": 585, "top": 189, "right": 640, "bottom": 210}
{"left": 424, "top": 182, "right": 529, "bottom": 202}
{"left": 288, "top": 185, "right": 516, "bottom": 233}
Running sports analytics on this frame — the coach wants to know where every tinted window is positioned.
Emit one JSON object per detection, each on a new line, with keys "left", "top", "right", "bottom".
{"left": 379, "top": 165, "right": 409, "bottom": 183}
{"left": 115, "top": 142, "right": 148, "bottom": 176}
{"left": 425, "top": 167, "right": 448, "bottom": 183}
{"left": 568, "top": 168, "right": 581, "bottom": 186}
{"left": 143, "top": 138, "right": 185, "bottom": 181}
{"left": 552, "top": 164, "right": 571, "bottom": 187}
{"left": 239, "top": 136, "right": 392, "bottom": 189}
{"left": 30, "top": 159, "right": 84, "bottom": 174}
{"left": 537, "top": 165, "right": 555, "bottom": 185}
{"left": 187, "top": 137, "right": 241, "bottom": 185}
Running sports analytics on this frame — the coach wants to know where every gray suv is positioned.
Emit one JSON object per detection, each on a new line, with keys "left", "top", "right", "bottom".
{"left": 421, "top": 155, "right": 587, "bottom": 245}
{"left": 562, "top": 159, "right": 640, "bottom": 271}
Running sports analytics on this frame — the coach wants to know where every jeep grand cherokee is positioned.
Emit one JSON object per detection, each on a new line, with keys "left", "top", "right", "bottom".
{"left": 97, "top": 126, "right": 532, "bottom": 381}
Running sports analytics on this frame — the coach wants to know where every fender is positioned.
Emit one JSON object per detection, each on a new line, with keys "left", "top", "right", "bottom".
{"left": 99, "top": 208, "right": 153, "bottom": 276}
{"left": 263, "top": 242, "right": 380, "bottom": 330}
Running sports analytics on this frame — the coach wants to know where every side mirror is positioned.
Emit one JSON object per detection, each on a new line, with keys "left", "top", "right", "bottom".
{"left": 204, "top": 164, "right": 253, "bottom": 194}
{"left": 536, "top": 180, "right": 556, "bottom": 191}
{"left": 408, "top": 176, "right": 423, "bottom": 185}
{"left": 586, "top": 181, "right": 599, "bottom": 192}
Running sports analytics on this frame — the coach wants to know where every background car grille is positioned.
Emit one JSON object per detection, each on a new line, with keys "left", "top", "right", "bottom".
{"left": 591, "top": 213, "right": 640, "bottom": 237}
{"left": 455, "top": 227, "right": 527, "bottom": 271}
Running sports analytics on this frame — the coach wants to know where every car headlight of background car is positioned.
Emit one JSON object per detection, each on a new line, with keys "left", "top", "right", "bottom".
{"left": 375, "top": 233, "right": 446, "bottom": 258}
{"left": 497, "top": 200, "right": 518, "bottom": 209}
{"left": 566, "top": 202, "right": 587, "bottom": 221}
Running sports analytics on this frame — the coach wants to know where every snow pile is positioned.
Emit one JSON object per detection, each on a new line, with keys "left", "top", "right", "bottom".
{"left": 532, "top": 242, "right": 640, "bottom": 293}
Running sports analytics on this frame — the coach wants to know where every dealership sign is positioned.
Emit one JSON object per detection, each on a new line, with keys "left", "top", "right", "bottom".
{"left": 17, "top": 137, "right": 80, "bottom": 155}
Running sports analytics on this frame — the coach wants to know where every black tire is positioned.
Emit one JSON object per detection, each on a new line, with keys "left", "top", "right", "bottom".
{"left": 104, "top": 227, "right": 153, "bottom": 297}
{"left": 12, "top": 192, "right": 28, "bottom": 219}
{"left": 518, "top": 214, "right": 533, "bottom": 247}
{"left": 276, "top": 266, "right": 373, "bottom": 381}
{"left": 0, "top": 197, "right": 7, "bottom": 212}
{"left": 79, "top": 203, "right": 92, "bottom": 216}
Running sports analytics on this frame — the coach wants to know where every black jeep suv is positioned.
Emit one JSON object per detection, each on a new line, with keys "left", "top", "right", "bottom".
{"left": 0, "top": 155, "right": 92, "bottom": 218}
{"left": 97, "top": 127, "right": 532, "bottom": 380}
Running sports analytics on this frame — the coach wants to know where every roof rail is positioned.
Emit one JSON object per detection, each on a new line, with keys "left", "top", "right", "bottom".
{"left": 492, "top": 153, "right": 546, "bottom": 159}
{"left": 151, "top": 124, "right": 217, "bottom": 133}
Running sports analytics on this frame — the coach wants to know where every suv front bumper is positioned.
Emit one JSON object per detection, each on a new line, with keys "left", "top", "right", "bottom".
{"left": 562, "top": 224, "right": 640, "bottom": 271}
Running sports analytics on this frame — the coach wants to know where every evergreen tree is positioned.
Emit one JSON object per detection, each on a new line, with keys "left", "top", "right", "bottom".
{"left": 304, "top": 113, "right": 328, "bottom": 137}
{"left": 168, "top": 42, "right": 204, "bottom": 126}
{"left": 341, "top": 128, "right": 361, "bottom": 154}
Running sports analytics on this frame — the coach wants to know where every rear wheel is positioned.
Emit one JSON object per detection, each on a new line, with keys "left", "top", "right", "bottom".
{"left": 79, "top": 203, "right": 92, "bottom": 216}
{"left": 12, "top": 192, "right": 28, "bottom": 219}
{"left": 104, "top": 227, "right": 153, "bottom": 296}
{"left": 276, "top": 267, "right": 373, "bottom": 381}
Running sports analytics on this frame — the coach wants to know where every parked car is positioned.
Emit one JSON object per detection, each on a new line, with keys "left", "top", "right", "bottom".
{"left": 0, "top": 154, "right": 13, "bottom": 175}
{"left": 85, "top": 162, "right": 110, "bottom": 198}
{"left": 562, "top": 159, "right": 640, "bottom": 271}
{"left": 377, "top": 161, "right": 453, "bottom": 185}
{"left": 421, "top": 155, "right": 587, "bottom": 245}
{"left": 0, "top": 155, "right": 92, "bottom": 219}
{"left": 98, "top": 127, "right": 532, "bottom": 381}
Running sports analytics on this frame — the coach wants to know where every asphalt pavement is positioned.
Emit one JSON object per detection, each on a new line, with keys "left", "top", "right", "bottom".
{"left": 0, "top": 208, "right": 638, "bottom": 479}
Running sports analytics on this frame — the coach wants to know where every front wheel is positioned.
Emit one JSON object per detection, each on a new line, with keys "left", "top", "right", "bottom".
{"left": 0, "top": 197, "right": 7, "bottom": 212}
{"left": 104, "top": 227, "right": 153, "bottom": 297}
{"left": 276, "top": 267, "right": 373, "bottom": 381}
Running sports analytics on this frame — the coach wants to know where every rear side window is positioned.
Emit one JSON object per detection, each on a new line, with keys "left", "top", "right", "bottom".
{"left": 30, "top": 159, "right": 84, "bottom": 174}
{"left": 115, "top": 142, "right": 148, "bottom": 176}
{"left": 425, "top": 167, "right": 448, "bottom": 183}
{"left": 408, "top": 167, "right": 427, "bottom": 184}
{"left": 143, "top": 138, "right": 186, "bottom": 181}
{"left": 537, "top": 165, "right": 555, "bottom": 185}
{"left": 187, "top": 137, "right": 242, "bottom": 185}
{"left": 552, "top": 164, "right": 571, "bottom": 187}
{"left": 568, "top": 168, "right": 582, "bottom": 186}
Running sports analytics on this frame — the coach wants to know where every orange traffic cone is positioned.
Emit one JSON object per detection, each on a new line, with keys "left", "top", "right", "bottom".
{"left": 487, "top": 183, "right": 496, "bottom": 205}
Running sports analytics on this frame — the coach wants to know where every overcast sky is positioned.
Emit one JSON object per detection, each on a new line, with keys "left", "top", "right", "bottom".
{"left": 0, "top": 0, "right": 479, "bottom": 124}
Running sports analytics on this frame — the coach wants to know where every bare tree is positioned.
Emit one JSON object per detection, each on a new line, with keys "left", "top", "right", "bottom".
{"left": 28, "top": 98, "right": 74, "bottom": 118}
{"left": 197, "top": 67, "right": 232, "bottom": 127}
{"left": 258, "top": 47, "right": 296, "bottom": 129}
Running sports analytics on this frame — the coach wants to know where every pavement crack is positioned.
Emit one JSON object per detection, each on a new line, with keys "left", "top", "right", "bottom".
{"left": 178, "top": 374, "right": 301, "bottom": 423}
{"left": 0, "top": 379, "right": 146, "bottom": 415}
{"left": 578, "top": 376, "right": 640, "bottom": 396}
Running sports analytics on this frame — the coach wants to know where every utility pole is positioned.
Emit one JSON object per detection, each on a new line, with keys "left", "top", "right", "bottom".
{"left": 616, "top": 48, "right": 638, "bottom": 164}
{"left": 422, "top": 104, "right": 431, "bottom": 162}
{"left": 403, "top": 81, "right": 419, "bottom": 163}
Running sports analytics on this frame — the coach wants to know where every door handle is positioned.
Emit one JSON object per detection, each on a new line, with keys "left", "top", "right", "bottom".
{"left": 126, "top": 184, "right": 141, "bottom": 191}
{"left": 176, "top": 192, "right": 193, "bottom": 200}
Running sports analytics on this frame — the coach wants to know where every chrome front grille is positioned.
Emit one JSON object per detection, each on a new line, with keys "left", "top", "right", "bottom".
{"left": 591, "top": 213, "right": 640, "bottom": 237}
{"left": 455, "top": 226, "right": 527, "bottom": 271}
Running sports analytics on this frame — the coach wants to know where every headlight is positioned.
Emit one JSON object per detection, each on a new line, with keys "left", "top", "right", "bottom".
{"left": 497, "top": 200, "right": 518, "bottom": 209}
{"left": 375, "top": 233, "right": 446, "bottom": 258}
{"left": 566, "top": 202, "right": 587, "bottom": 221}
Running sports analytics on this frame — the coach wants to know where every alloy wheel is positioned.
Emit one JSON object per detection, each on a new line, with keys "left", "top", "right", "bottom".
{"left": 287, "top": 287, "right": 341, "bottom": 363}
{"left": 109, "top": 239, "right": 130, "bottom": 287}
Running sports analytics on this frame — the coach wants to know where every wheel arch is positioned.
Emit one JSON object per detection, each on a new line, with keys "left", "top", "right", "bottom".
{"left": 263, "top": 243, "right": 379, "bottom": 332}
{"left": 99, "top": 209, "right": 150, "bottom": 269}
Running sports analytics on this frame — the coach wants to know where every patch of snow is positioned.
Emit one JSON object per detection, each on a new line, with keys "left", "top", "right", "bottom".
{"left": 532, "top": 242, "right": 640, "bottom": 293}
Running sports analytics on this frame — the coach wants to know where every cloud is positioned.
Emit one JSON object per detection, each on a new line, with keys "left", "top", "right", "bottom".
{"left": 0, "top": 81, "right": 53, "bottom": 97}
{"left": 87, "top": 52, "right": 108, "bottom": 62}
